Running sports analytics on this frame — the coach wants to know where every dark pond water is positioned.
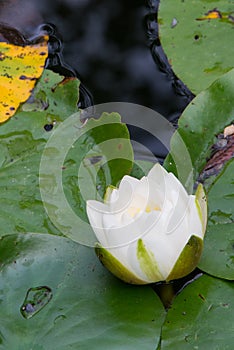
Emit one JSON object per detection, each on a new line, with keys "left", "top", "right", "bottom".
{"left": 0, "top": 0, "right": 194, "bottom": 161}
{"left": 0, "top": 1, "right": 193, "bottom": 112}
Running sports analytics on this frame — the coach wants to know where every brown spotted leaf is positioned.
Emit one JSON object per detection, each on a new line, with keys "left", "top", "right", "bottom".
{"left": 0, "top": 36, "right": 48, "bottom": 123}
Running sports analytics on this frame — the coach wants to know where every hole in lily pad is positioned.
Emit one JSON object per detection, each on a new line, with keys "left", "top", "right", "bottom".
{"left": 44, "top": 124, "right": 54, "bottom": 132}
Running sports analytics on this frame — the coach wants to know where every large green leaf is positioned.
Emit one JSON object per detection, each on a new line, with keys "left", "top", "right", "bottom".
{"left": 160, "top": 274, "right": 234, "bottom": 349}
{"left": 164, "top": 69, "right": 234, "bottom": 186}
{"left": 198, "top": 159, "right": 234, "bottom": 279}
{"left": 163, "top": 70, "right": 234, "bottom": 281}
{"left": 0, "top": 69, "right": 79, "bottom": 237}
{"left": 0, "top": 233, "right": 165, "bottom": 349}
{"left": 0, "top": 69, "right": 133, "bottom": 244}
{"left": 158, "top": 0, "right": 234, "bottom": 94}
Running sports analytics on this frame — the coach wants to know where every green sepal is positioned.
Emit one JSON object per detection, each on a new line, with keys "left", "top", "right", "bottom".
{"left": 166, "top": 235, "right": 203, "bottom": 282}
{"left": 95, "top": 243, "right": 147, "bottom": 285}
{"left": 137, "top": 239, "right": 164, "bottom": 282}
{"left": 195, "top": 183, "right": 207, "bottom": 235}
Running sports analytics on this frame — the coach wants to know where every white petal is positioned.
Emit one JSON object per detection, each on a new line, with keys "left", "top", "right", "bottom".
{"left": 109, "top": 175, "right": 151, "bottom": 216}
{"left": 143, "top": 215, "right": 190, "bottom": 278}
{"left": 165, "top": 172, "right": 189, "bottom": 205}
{"left": 101, "top": 212, "right": 141, "bottom": 248}
{"left": 188, "top": 196, "right": 203, "bottom": 239}
{"left": 195, "top": 183, "right": 207, "bottom": 235}
{"left": 103, "top": 243, "right": 147, "bottom": 282}
{"left": 165, "top": 189, "right": 190, "bottom": 234}
{"left": 147, "top": 163, "right": 168, "bottom": 184}
{"left": 86, "top": 200, "right": 109, "bottom": 246}
{"left": 127, "top": 237, "right": 170, "bottom": 281}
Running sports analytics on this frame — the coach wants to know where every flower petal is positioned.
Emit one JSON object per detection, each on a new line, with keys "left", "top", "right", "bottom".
{"left": 101, "top": 212, "right": 141, "bottom": 247}
{"left": 141, "top": 206, "right": 191, "bottom": 278}
{"left": 104, "top": 185, "right": 117, "bottom": 203}
{"left": 187, "top": 197, "right": 203, "bottom": 239}
{"left": 95, "top": 244, "right": 148, "bottom": 284}
{"left": 195, "top": 183, "right": 207, "bottom": 236}
{"left": 109, "top": 175, "right": 149, "bottom": 214}
{"left": 147, "top": 163, "right": 168, "bottom": 185}
{"left": 86, "top": 200, "right": 109, "bottom": 246}
{"left": 136, "top": 239, "right": 164, "bottom": 282}
{"left": 166, "top": 235, "right": 203, "bottom": 281}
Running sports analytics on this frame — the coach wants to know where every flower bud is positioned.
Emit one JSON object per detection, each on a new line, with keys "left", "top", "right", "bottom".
{"left": 87, "top": 163, "right": 207, "bottom": 284}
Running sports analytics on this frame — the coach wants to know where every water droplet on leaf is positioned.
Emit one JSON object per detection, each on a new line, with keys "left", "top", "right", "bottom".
{"left": 171, "top": 18, "right": 178, "bottom": 28}
{"left": 20, "top": 286, "right": 52, "bottom": 319}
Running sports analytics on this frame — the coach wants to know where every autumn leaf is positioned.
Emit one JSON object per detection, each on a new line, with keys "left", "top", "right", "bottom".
{"left": 0, "top": 36, "right": 48, "bottom": 123}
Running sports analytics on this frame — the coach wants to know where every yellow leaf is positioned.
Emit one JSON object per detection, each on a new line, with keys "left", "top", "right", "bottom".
{"left": 0, "top": 36, "right": 48, "bottom": 123}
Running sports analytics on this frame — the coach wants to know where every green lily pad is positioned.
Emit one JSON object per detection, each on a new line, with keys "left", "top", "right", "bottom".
{"left": 198, "top": 159, "right": 234, "bottom": 279}
{"left": 198, "top": 223, "right": 234, "bottom": 280}
{"left": 207, "top": 159, "right": 234, "bottom": 225}
{"left": 160, "top": 274, "right": 234, "bottom": 349}
{"left": 164, "top": 69, "right": 234, "bottom": 186}
{"left": 158, "top": 0, "right": 234, "bottom": 94}
{"left": 0, "top": 233, "right": 165, "bottom": 349}
{"left": 0, "top": 69, "right": 133, "bottom": 244}
{"left": 0, "top": 69, "right": 78, "bottom": 237}
{"left": 163, "top": 69, "right": 234, "bottom": 281}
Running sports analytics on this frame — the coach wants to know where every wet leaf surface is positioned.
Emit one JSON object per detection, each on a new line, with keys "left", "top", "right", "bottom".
{"left": 158, "top": 0, "right": 234, "bottom": 94}
{"left": 0, "top": 69, "right": 79, "bottom": 237}
{"left": 160, "top": 274, "right": 234, "bottom": 349}
{"left": 198, "top": 159, "right": 234, "bottom": 279}
{"left": 164, "top": 70, "right": 234, "bottom": 281}
{"left": 0, "top": 233, "right": 165, "bottom": 349}
{"left": 164, "top": 69, "right": 234, "bottom": 186}
{"left": 0, "top": 69, "right": 133, "bottom": 247}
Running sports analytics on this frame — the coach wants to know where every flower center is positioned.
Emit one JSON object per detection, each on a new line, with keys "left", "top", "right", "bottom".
{"left": 127, "top": 204, "right": 161, "bottom": 218}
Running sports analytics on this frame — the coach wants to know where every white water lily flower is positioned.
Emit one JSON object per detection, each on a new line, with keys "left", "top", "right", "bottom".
{"left": 86, "top": 163, "right": 207, "bottom": 285}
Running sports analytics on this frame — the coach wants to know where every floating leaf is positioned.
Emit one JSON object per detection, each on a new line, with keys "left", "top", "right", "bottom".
{"left": 196, "top": 8, "right": 234, "bottom": 23}
{"left": 164, "top": 69, "right": 234, "bottom": 186}
{"left": 0, "top": 233, "right": 165, "bottom": 349}
{"left": 0, "top": 36, "right": 48, "bottom": 123}
{"left": 0, "top": 69, "right": 79, "bottom": 237}
{"left": 160, "top": 274, "right": 234, "bottom": 349}
{"left": 163, "top": 70, "right": 234, "bottom": 281}
{"left": 0, "top": 69, "right": 133, "bottom": 246}
{"left": 158, "top": 0, "right": 234, "bottom": 94}
{"left": 198, "top": 159, "right": 234, "bottom": 280}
